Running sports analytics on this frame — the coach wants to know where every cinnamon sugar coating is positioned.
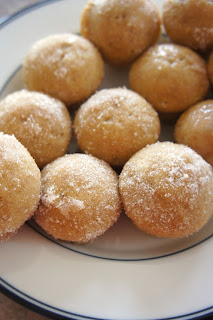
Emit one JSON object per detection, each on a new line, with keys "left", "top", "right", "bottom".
{"left": 0, "top": 133, "right": 41, "bottom": 242}
{"left": 129, "top": 44, "right": 210, "bottom": 113}
{"left": 119, "top": 142, "right": 213, "bottom": 238}
{"left": 174, "top": 100, "right": 213, "bottom": 166}
{"left": 74, "top": 88, "right": 160, "bottom": 166}
{"left": 208, "top": 51, "right": 213, "bottom": 86}
{"left": 163, "top": 0, "right": 213, "bottom": 52}
{"left": 23, "top": 33, "right": 104, "bottom": 105}
{"left": 81, "top": 0, "right": 161, "bottom": 65}
{"left": 0, "top": 90, "right": 72, "bottom": 168}
{"left": 34, "top": 154, "right": 121, "bottom": 243}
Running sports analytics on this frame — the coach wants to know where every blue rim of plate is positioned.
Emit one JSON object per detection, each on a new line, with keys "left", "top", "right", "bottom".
{"left": 27, "top": 219, "right": 213, "bottom": 262}
{"left": 0, "top": 0, "right": 66, "bottom": 31}
{"left": 1, "top": 277, "right": 213, "bottom": 320}
{"left": 0, "top": 1, "right": 213, "bottom": 319}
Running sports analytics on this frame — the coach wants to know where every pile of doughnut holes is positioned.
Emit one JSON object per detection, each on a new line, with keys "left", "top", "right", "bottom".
{"left": 0, "top": 0, "right": 212, "bottom": 244}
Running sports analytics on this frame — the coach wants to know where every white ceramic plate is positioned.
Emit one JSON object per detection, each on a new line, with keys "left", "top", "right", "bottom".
{"left": 0, "top": 1, "right": 213, "bottom": 319}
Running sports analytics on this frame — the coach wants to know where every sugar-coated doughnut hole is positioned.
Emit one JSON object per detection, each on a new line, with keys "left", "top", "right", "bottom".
{"left": 81, "top": 0, "right": 161, "bottom": 65}
{"left": 208, "top": 51, "right": 213, "bottom": 87}
{"left": 129, "top": 44, "right": 210, "bottom": 114}
{"left": 23, "top": 33, "right": 104, "bottom": 105}
{"left": 163, "top": 0, "right": 213, "bottom": 52}
{"left": 0, "top": 133, "right": 41, "bottom": 242}
{"left": 34, "top": 154, "right": 121, "bottom": 243}
{"left": 0, "top": 90, "right": 72, "bottom": 168}
{"left": 174, "top": 100, "right": 213, "bottom": 166}
{"left": 119, "top": 142, "right": 213, "bottom": 238}
{"left": 74, "top": 88, "right": 160, "bottom": 167}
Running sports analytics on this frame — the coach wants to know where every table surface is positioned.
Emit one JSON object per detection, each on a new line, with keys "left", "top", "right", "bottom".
{"left": 0, "top": 1, "right": 212, "bottom": 320}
